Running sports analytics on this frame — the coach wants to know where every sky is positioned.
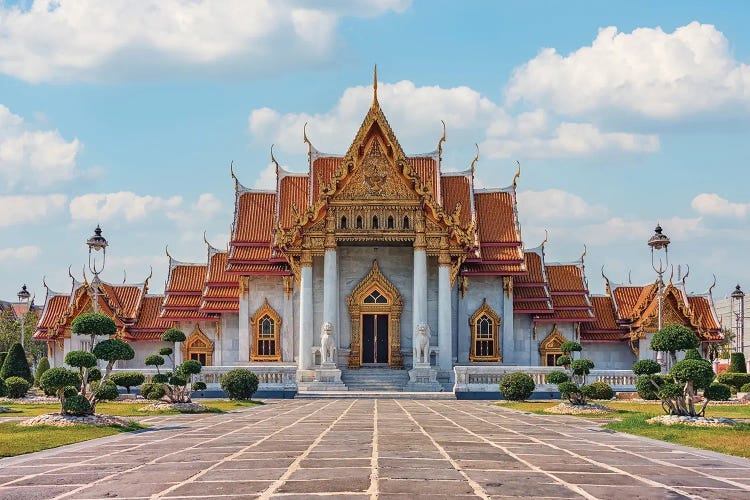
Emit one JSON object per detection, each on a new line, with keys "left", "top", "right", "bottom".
{"left": 0, "top": 0, "right": 749, "bottom": 305}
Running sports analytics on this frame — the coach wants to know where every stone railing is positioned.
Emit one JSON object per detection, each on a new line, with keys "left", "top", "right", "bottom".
{"left": 111, "top": 364, "right": 298, "bottom": 391}
{"left": 453, "top": 365, "right": 637, "bottom": 393}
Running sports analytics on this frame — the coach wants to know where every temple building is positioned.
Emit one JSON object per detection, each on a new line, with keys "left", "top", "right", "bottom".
{"left": 34, "top": 74, "right": 723, "bottom": 390}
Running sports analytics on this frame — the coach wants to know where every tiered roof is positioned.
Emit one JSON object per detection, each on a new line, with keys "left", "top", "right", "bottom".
{"left": 160, "top": 253, "right": 213, "bottom": 322}
{"left": 201, "top": 243, "right": 240, "bottom": 313}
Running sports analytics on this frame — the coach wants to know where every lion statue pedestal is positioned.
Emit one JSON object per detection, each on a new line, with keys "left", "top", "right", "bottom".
{"left": 406, "top": 323, "right": 442, "bottom": 392}
{"left": 309, "top": 322, "right": 347, "bottom": 391}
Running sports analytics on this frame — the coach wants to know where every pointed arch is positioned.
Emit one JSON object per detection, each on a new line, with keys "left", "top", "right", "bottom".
{"left": 469, "top": 299, "right": 501, "bottom": 362}
{"left": 539, "top": 326, "right": 567, "bottom": 367}
{"left": 250, "top": 299, "right": 282, "bottom": 361}
{"left": 183, "top": 325, "right": 214, "bottom": 366}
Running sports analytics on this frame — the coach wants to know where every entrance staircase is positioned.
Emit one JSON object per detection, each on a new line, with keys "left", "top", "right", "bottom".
{"left": 295, "top": 367, "right": 456, "bottom": 399}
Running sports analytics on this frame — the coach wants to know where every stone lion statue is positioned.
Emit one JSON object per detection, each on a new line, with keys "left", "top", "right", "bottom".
{"left": 413, "top": 323, "right": 431, "bottom": 365}
{"left": 320, "top": 322, "right": 336, "bottom": 365}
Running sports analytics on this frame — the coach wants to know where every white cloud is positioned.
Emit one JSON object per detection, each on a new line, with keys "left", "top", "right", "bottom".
{"left": 578, "top": 216, "right": 705, "bottom": 244}
{"left": 69, "top": 192, "right": 183, "bottom": 222}
{"left": 253, "top": 163, "right": 279, "bottom": 190}
{"left": 517, "top": 189, "right": 605, "bottom": 220}
{"left": 0, "top": 0, "right": 410, "bottom": 83}
{"left": 691, "top": 193, "right": 749, "bottom": 218}
{"left": 0, "top": 104, "right": 81, "bottom": 191}
{"left": 505, "top": 22, "right": 750, "bottom": 119}
{"left": 166, "top": 193, "right": 223, "bottom": 227}
{"left": 0, "top": 194, "right": 67, "bottom": 226}
{"left": 0, "top": 245, "right": 40, "bottom": 261}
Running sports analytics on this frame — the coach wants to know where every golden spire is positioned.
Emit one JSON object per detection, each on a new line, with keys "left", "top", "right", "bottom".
{"left": 437, "top": 120, "right": 446, "bottom": 162}
{"left": 373, "top": 64, "right": 378, "bottom": 106}
{"left": 470, "top": 143, "right": 479, "bottom": 174}
{"left": 513, "top": 160, "right": 521, "bottom": 189}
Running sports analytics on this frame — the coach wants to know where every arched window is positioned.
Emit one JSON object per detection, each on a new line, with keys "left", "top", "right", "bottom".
{"left": 364, "top": 289, "right": 388, "bottom": 304}
{"left": 403, "top": 216, "right": 410, "bottom": 229}
{"left": 469, "top": 299, "right": 501, "bottom": 362}
{"left": 387, "top": 216, "right": 394, "bottom": 229}
{"left": 356, "top": 215, "right": 363, "bottom": 229}
{"left": 372, "top": 216, "right": 379, "bottom": 229}
{"left": 251, "top": 299, "right": 282, "bottom": 361}
{"left": 539, "top": 327, "right": 566, "bottom": 367}
{"left": 183, "top": 326, "right": 214, "bottom": 366}
{"left": 341, "top": 216, "right": 347, "bottom": 229}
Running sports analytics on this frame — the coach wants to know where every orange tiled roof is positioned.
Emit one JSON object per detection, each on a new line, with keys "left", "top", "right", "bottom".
{"left": 159, "top": 309, "right": 215, "bottom": 321}
{"left": 551, "top": 295, "right": 590, "bottom": 309}
{"left": 611, "top": 285, "right": 647, "bottom": 319}
{"left": 585, "top": 296, "right": 621, "bottom": 332}
{"left": 206, "top": 252, "right": 239, "bottom": 285}
{"left": 688, "top": 296, "right": 721, "bottom": 331}
{"left": 461, "top": 262, "right": 526, "bottom": 275}
{"left": 408, "top": 156, "right": 438, "bottom": 192}
{"left": 230, "top": 246, "right": 273, "bottom": 262}
{"left": 226, "top": 262, "right": 291, "bottom": 275}
{"left": 129, "top": 295, "right": 172, "bottom": 333}
{"left": 164, "top": 295, "right": 202, "bottom": 309}
{"left": 312, "top": 157, "right": 343, "bottom": 197}
{"left": 581, "top": 331, "right": 626, "bottom": 342}
{"left": 514, "top": 286, "right": 549, "bottom": 300}
{"left": 514, "top": 300, "right": 553, "bottom": 313}
{"left": 233, "top": 191, "right": 276, "bottom": 243}
{"left": 202, "top": 285, "right": 240, "bottom": 300}
{"left": 480, "top": 246, "right": 524, "bottom": 262}
{"left": 545, "top": 309, "right": 595, "bottom": 321}
{"left": 278, "top": 174, "right": 310, "bottom": 229}
{"left": 515, "top": 252, "right": 545, "bottom": 284}
{"left": 440, "top": 174, "right": 472, "bottom": 228}
{"left": 166, "top": 264, "right": 207, "bottom": 293}
{"left": 546, "top": 264, "right": 587, "bottom": 293}
{"left": 200, "top": 300, "right": 240, "bottom": 313}
{"left": 98, "top": 283, "right": 143, "bottom": 320}
{"left": 35, "top": 293, "right": 70, "bottom": 334}
{"left": 474, "top": 190, "right": 519, "bottom": 244}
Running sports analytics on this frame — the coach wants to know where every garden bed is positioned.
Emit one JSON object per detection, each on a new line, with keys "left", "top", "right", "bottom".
{"left": 19, "top": 413, "right": 134, "bottom": 428}
{"left": 138, "top": 402, "right": 211, "bottom": 413}
{"left": 544, "top": 402, "right": 615, "bottom": 415}
{"left": 647, "top": 414, "right": 736, "bottom": 427}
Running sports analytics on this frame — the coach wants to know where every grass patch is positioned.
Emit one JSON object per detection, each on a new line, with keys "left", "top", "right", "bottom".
{"left": 496, "top": 400, "right": 750, "bottom": 419}
{"left": 0, "top": 421, "right": 143, "bottom": 458}
{"left": 0, "top": 399, "right": 263, "bottom": 417}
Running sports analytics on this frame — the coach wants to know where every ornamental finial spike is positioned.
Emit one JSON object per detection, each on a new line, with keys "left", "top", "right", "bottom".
{"left": 437, "top": 120, "right": 446, "bottom": 161}
{"left": 470, "top": 143, "right": 479, "bottom": 173}
{"left": 513, "top": 160, "right": 521, "bottom": 189}
{"left": 373, "top": 64, "right": 378, "bottom": 105}
{"left": 541, "top": 229, "right": 549, "bottom": 249}
{"left": 303, "top": 122, "right": 312, "bottom": 159}
{"left": 581, "top": 244, "right": 587, "bottom": 264}
{"left": 165, "top": 245, "right": 173, "bottom": 261}
{"left": 122, "top": 269, "right": 127, "bottom": 284}
{"left": 270, "top": 144, "right": 279, "bottom": 175}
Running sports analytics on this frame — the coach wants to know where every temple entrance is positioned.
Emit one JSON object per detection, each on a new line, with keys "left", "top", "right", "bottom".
{"left": 347, "top": 260, "right": 403, "bottom": 369}
{"left": 361, "top": 314, "right": 389, "bottom": 364}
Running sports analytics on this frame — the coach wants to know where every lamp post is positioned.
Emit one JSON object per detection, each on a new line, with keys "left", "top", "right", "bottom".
{"left": 731, "top": 284, "right": 746, "bottom": 355}
{"left": 16, "top": 284, "right": 31, "bottom": 348}
{"left": 86, "top": 225, "right": 108, "bottom": 313}
{"left": 647, "top": 224, "right": 670, "bottom": 368}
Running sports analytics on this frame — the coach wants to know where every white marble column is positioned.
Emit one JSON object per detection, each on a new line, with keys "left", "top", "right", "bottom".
{"left": 412, "top": 248, "right": 428, "bottom": 333}
{"left": 282, "top": 277, "right": 294, "bottom": 362}
{"left": 298, "top": 258, "right": 314, "bottom": 370}
{"left": 502, "top": 277, "right": 514, "bottom": 364}
{"left": 238, "top": 278, "right": 250, "bottom": 363}
{"left": 438, "top": 260, "right": 452, "bottom": 372}
{"left": 323, "top": 247, "right": 338, "bottom": 359}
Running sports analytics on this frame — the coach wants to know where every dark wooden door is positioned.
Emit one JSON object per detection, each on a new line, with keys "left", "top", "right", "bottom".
{"left": 376, "top": 314, "right": 388, "bottom": 363}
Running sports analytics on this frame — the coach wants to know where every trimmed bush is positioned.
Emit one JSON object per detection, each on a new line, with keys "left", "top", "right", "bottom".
{"left": 740, "top": 383, "right": 750, "bottom": 393}
{"left": 192, "top": 381, "right": 207, "bottom": 392}
{"left": 571, "top": 359, "right": 595, "bottom": 377}
{"left": 650, "top": 325, "right": 699, "bottom": 354}
{"left": 65, "top": 350, "right": 97, "bottom": 369}
{"left": 0, "top": 377, "right": 6, "bottom": 397}
{"left": 670, "top": 359, "right": 714, "bottom": 390}
{"left": 94, "top": 381, "right": 120, "bottom": 401}
{"left": 499, "top": 372, "right": 535, "bottom": 401}
{"left": 555, "top": 355, "right": 571, "bottom": 367}
{"left": 221, "top": 369, "right": 259, "bottom": 400}
{"left": 587, "top": 381, "right": 614, "bottom": 400}
{"left": 92, "top": 339, "right": 135, "bottom": 366}
{"left": 35, "top": 357, "right": 50, "bottom": 386}
{"left": 632, "top": 359, "right": 662, "bottom": 376}
{"left": 658, "top": 383, "right": 683, "bottom": 400}
{"left": 636, "top": 375, "right": 660, "bottom": 400}
{"left": 560, "top": 341, "right": 582, "bottom": 354}
{"left": 704, "top": 383, "right": 731, "bottom": 401}
{"left": 168, "top": 374, "right": 187, "bottom": 387}
{"left": 545, "top": 371, "right": 569, "bottom": 385}
{"left": 5, "top": 376, "right": 30, "bottom": 398}
{"left": 152, "top": 373, "right": 169, "bottom": 384}
{"left": 178, "top": 359, "right": 202, "bottom": 376}
{"left": 88, "top": 367, "right": 102, "bottom": 382}
{"left": 158, "top": 347, "right": 173, "bottom": 356}
{"left": 110, "top": 372, "right": 145, "bottom": 393}
{"left": 558, "top": 381, "right": 581, "bottom": 398}
{"left": 161, "top": 328, "right": 186, "bottom": 343}
{"left": 716, "top": 372, "right": 750, "bottom": 391}
{"left": 729, "top": 352, "right": 747, "bottom": 373}
{"left": 63, "top": 386, "right": 78, "bottom": 398}
{"left": 145, "top": 354, "right": 165, "bottom": 369}
{"left": 39, "top": 368, "right": 80, "bottom": 398}
{"left": 140, "top": 382, "right": 166, "bottom": 400}
{"left": 70, "top": 312, "right": 117, "bottom": 338}
{"left": 63, "top": 395, "right": 92, "bottom": 416}
{"left": 0, "top": 343, "right": 32, "bottom": 384}
{"left": 684, "top": 348, "right": 702, "bottom": 361}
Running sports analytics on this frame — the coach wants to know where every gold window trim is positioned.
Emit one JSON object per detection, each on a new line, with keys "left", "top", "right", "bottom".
{"left": 182, "top": 325, "right": 214, "bottom": 366}
{"left": 539, "top": 326, "right": 566, "bottom": 366}
{"left": 347, "top": 260, "right": 403, "bottom": 369}
{"left": 250, "top": 299, "right": 282, "bottom": 362}
{"left": 469, "top": 298, "right": 502, "bottom": 362}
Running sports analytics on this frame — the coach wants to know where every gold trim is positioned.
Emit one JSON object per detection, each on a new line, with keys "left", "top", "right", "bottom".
{"left": 250, "top": 299, "right": 282, "bottom": 362}
{"left": 469, "top": 298, "right": 501, "bottom": 362}
{"left": 539, "top": 326, "right": 565, "bottom": 366}
{"left": 183, "top": 325, "right": 214, "bottom": 366}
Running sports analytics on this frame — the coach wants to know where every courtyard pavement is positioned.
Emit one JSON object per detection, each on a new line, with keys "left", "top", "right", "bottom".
{"left": 1, "top": 400, "right": 750, "bottom": 499}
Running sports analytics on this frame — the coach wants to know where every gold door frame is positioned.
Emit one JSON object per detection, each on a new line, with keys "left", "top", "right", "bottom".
{"left": 359, "top": 312, "right": 390, "bottom": 365}
{"left": 347, "top": 260, "right": 403, "bottom": 369}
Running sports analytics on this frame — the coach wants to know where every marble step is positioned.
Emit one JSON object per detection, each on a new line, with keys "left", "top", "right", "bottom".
{"left": 296, "top": 390, "right": 456, "bottom": 400}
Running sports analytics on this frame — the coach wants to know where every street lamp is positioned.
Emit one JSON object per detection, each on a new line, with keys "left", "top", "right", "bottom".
{"left": 16, "top": 284, "right": 31, "bottom": 348}
{"left": 647, "top": 224, "right": 670, "bottom": 368}
{"left": 731, "top": 284, "right": 746, "bottom": 355}
{"left": 86, "top": 225, "right": 108, "bottom": 313}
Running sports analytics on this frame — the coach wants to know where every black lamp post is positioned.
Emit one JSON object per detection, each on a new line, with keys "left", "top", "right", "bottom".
{"left": 647, "top": 224, "right": 670, "bottom": 367}
{"left": 731, "top": 284, "right": 746, "bottom": 356}
{"left": 86, "top": 225, "right": 108, "bottom": 313}
{"left": 16, "top": 284, "right": 31, "bottom": 348}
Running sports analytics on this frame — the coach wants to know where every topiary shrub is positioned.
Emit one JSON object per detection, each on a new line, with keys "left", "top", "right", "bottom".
{"left": 92, "top": 339, "right": 135, "bottom": 380}
{"left": 684, "top": 348, "right": 702, "bottom": 361}
{"left": 192, "top": 381, "right": 207, "bottom": 392}
{"left": 63, "top": 394, "right": 92, "bottom": 416}
{"left": 704, "top": 383, "right": 731, "bottom": 401}
{"left": 545, "top": 371, "right": 569, "bottom": 385}
{"left": 570, "top": 359, "right": 595, "bottom": 383}
{"left": 5, "top": 376, "right": 31, "bottom": 398}
{"left": 88, "top": 367, "right": 102, "bottom": 383}
{"left": 716, "top": 372, "right": 750, "bottom": 391}
{"left": 63, "top": 386, "right": 78, "bottom": 399}
{"left": 636, "top": 375, "right": 660, "bottom": 400}
{"left": 152, "top": 373, "right": 169, "bottom": 384}
{"left": 71, "top": 312, "right": 117, "bottom": 339}
{"left": 39, "top": 368, "right": 80, "bottom": 401}
{"left": 0, "top": 377, "right": 6, "bottom": 397}
{"left": 555, "top": 355, "right": 571, "bottom": 368}
{"left": 740, "top": 383, "right": 750, "bottom": 393}
{"left": 221, "top": 369, "right": 260, "bottom": 400}
{"left": 93, "top": 381, "right": 120, "bottom": 402}
{"left": 650, "top": 324, "right": 699, "bottom": 366}
{"left": 0, "top": 343, "right": 33, "bottom": 384}
{"left": 558, "top": 381, "right": 585, "bottom": 405}
{"left": 140, "top": 382, "right": 166, "bottom": 400}
{"left": 499, "top": 372, "right": 535, "bottom": 401}
{"left": 35, "top": 357, "right": 50, "bottom": 386}
{"left": 560, "top": 341, "right": 582, "bottom": 355}
{"left": 0, "top": 352, "right": 6, "bottom": 368}
{"left": 729, "top": 352, "right": 747, "bottom": 373}
{"left": 110, "top": 372, "right": 145, "bottom": 393}
{"left": 161, "top": 328, "right": 186, "bottom": 368}
{"left": 587, "top": 381, "right": 614, "bottom": 400}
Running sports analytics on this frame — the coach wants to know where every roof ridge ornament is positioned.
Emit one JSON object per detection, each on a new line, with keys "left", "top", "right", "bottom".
{"left": 373, "top": 64, "right": 378, "bottom": 106}
{"left": 542, "top": 229, "right": 549, "bottom": 250}
{"left": 580, "top": 244, "right": 587, "bottom": 264}
{"left": 708, "top": 274, "right": 717, "bottom": 296}
{"left": 437, "top": 120, "right": 446, "bottom": 162}
{"left": 270, "top": 144, "right": 279, "bottom": 176}
{"left": 122, "top": 270, "right": 127, "bottom": 284}
{"left": 303, "top": 122, "right": 313, "bottom": 160}
{"left": 513, "top": 160, "right": 521, "bottom": 189}
{"left": 470, "top": 143, "right": 479, "bottom": 174}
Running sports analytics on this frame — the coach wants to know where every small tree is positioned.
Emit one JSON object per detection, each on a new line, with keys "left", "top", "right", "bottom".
{"left": 551, "top": 341, "right": 597, "bottom": 405}
{"left": 729, "top": 352, "right": 747, "bottom": 373}
{"left": 161, "top": 328, "right": 186, "bottom": 369}
{"left": 110, "top": 372, "right": 145, "bottom": 394}
{"left": 39, "top": 367, "right": 81, "bottom": 413}
{"left": 71, "top": 313, "right": 117, "bottom": 351}
{"left": 92, "top": 339, "right": 135, "bottom": 383}
{"left": 499, "top": 372, "right": 535, "bottom": 401}
{"left": 35, "top": 357, "right": 50, "bottom": 386}
{"left": 221, "top": 369, "right": 259, "bottom": 400}
{"left": 0, "top": 343, "right": 33, "bottom": 384}
{"left": 650, "top": 324, "right": 699, "bottom": 366}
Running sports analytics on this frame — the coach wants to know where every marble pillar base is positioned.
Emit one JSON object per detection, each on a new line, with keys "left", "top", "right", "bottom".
{"left": 406, "top": 365, "right": 442, "bottom": 392}
{"left": 307, "top": 364, "right": 347, "bottom": 391}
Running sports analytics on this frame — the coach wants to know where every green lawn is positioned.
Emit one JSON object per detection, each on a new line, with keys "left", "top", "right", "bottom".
{"left": 496, "top": 400, "right": 750, "bottom": 458}
{"left": 0, "top": 399, "right": 262, "bottom": 417}
{"left": 0, "top": 422, "right": 143, "bottom": 458}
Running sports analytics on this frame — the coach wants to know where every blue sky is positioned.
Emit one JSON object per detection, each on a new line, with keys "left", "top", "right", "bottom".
{"left": 0, "top": 0, "right": 748, "bottom": 304}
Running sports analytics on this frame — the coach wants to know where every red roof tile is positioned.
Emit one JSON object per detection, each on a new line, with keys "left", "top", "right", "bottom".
{"left": 164, "top": 295, "right": 202, "bottom": 309}
{"left": 461, "top": 262, "right": 526, "bottom": 275}
{"left": 312, "top": 157, "right": 343, "bottom": 197}
{"left": 203, "top": 286, "right": 240, "bottom": 300}
{"left": 480, "top": 246, "right": 524, "bottom": 262}
{"left": 130, "top": 296, "right": 172, "bottom": 333}
{"left": 474, "top": 190, "right": 519, "bottom": 244}
{"left": 514, "top": 286, "right": 549, "bottom": 300}
{"left": 440, "top": 175, "right": 472, "bottom": 228}
{"left": 612, "top": 285, "right": 647, "bottom": 319}
{"left": 226, "top": 262, "right": 291, "bottom": 275}
{"left": 167, "top": 265, "right": 207, "bottom": 293}
{"left": 408, "top": 156, "right": 438, "bottom": 192}
{"left": 546, "top": 265, "right": 587, "bottom": 293}
{"left": 514, "top": 300, "right": 553, "bottom": 313}
{"left": 229, "top": 246, "right": 273, "bottom": 262}
{"left": 585, "top": 296, "right": 621, "bottom": 332}
{"left": 206, "top": 252, "right": 239, "bottom": 285}
{"left": 551, "top": 295, "right": 590, "bottom": 309}
{"left": 688, "top": 296, "right": 721, "bottom": 331}
{"left": 515, "top": 252, "right": 545, "bottom": 284}
{"left": 200, "top": 300, "right": 240, "bottom": 313}
{"left": 233, "top": 191, "right": 276, "bottom": 243}
{"left": 36, "top": 294, "right": 69, "bottom": 332}
{"left": 278, "top": 174, "right": 310, "bottom": 229}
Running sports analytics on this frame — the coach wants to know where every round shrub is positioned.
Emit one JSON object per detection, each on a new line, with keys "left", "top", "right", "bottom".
{"left": 141, "top": 382, "right": 166, "bottom": 400}
{"left": 94, "top": 381, "right": 120, "bottom": 401}
{"left": 580, "top": 385, "right": 597, "bottom": 399}
{"left": 658, "top": 383, "right": 683, "bottom": 400}
{"left": 40, "top": 368, "right": 80, "bottom": 396}
{"left": 65, "top": 350, "right": 97, "bottom": 369}
{"left": 144, "top": 354, "right": 165, "bottom": 368}
{"left": 192, "top": 381, "right": 207, "bottom": 391}
{"left": 63, "top": 386, "right": 78, "bottom": 398}
{"left": 169, "top": 374, "right": 187, "bottom": 387}
{"left": 152, "top": 373, "right": 169, "bottom": 384}
{"left": 650, "top": 324, "right": 699, "bottom": 353}
{"left": 158, "top": 347, "right": 173, "bottom": 356}
{"left": 571, "top": 358, "right": 595, "bottom": 377}
{"left": 633, "top": 359, "right": 662, "bottom": 376}
{"left": 670, "top": 359, "right": 714, "bottom": 389}
{"left": 178, "top": 359, "right": 202, "bottom": 375}
{"left": 87, "top": 367, "right": 102, "bottom": 382}
{"left": 162, "top": 328, "right": 186, "bottom": 343}
{"left": 221, "top": 369, "right": 259, "bottom": 400}
{"left": 63, "top": 394, "right": 92, "bottom": 416}
{"left": 703, "top": 383, "right": 731, "bottom": 401}
{"left": 557, "top": 381, "right": 581, "bottom": 398}
{"left": 740, "top": 383, "right": 750, "bottom": 393}
{"left": 684, "top": 348, "right": 702, "bottom": 361}
{"left": 35, "top": 357, "right": 50, "bottom": 386}
{"left": 587, "top": 381, "right": 614, "bottom": 400}
{"left": 110, "top": 372, "right": 145, "bottom": 393}
{"left": 0, "top": 343, "right": 32, "bottom": 383}
{"left": 499, "top": 372, "right": 535, "bottom": 401}
{"left": 0, "top": 377, "right": 6, "bottom": 397}
{"left": 555, "top": 355, "right": 571, "bottom": 367}
{"left": 93, "top": 339, "right": 134, "bottom": 363}
{"left": 636, "top": 375, "right": 660, "bottom": 400}
{"left": 716, "top": 372, "right": 750, "bottom": 391}
{"left": 71, "top": 312, "right": 117, "bottom": 338}
{"left": 729, "top": 352, "right": 747, "bottom": 373}
{"left": 560, "top": 341, "right": 582, "bottom": 354}
{"left": 5, "top": 376, "right": 30, "bottom": 398}
{"left": 545, "top": 371, "right": 570, "bottom": 384}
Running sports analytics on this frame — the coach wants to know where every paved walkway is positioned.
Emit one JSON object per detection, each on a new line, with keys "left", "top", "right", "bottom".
{"left": 1, "top": 400, "right": 750, "bottom": 499}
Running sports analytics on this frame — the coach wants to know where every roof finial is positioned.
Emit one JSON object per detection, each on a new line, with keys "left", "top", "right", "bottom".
{"left": 146, "top": 265, "right": 153, "bottom": 282}
{"left": 270, "top": 144, "right": 279, "bottom": 176}
{"left": 470, "top": 143, "right": 479, "bottom": 174}
{"left": 580, "top": 244, "right": 587, "bottom": 264}
{"left": 709, "top": 274, "right": 717, "bottom": 295}
{"left": 373, "top": 64, "right": 378, "bottom": 105}
{"left": 81, "top": 266, "right": 88, "bottom": 284}
{"left": 42, "top": 276, "right": 49, "bottom": 290}
{"left": 437, "top": 120, "right": 446, "bottom": 162}
{"left": 681, "top": 264, "right": 690, "bottom": 288}
{"left": 668, "top": 264, "right": 674, "bottom": 285}
{"left": 165, "top": 245, "right": 173, "bottom": 261}
{"left": 541, "top": 229, "right": 549, "bottom": 250}
{"left": 303, "top": 122, "right": 312, "bottom": 159}
{"left": 68, "top": 265, "right": 75, "bottom": 281}
{"left": 628, "top": 269, "right": 633, "bottom": 285}
{"left": 513, "top": 160, "right": 521, "bottom": 189}
{"left": 122, "top": 269, "right": 127, "bottom": 284}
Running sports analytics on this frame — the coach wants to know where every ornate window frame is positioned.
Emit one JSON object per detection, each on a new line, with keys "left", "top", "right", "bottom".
{"left": 539, "top": 326, "right": 566, "bottom": 367}
{"left": 469, "top": 299, "right": 501, "bottom": 362}
{"left": 250, "top": 299, "right": 282, "bottom": 362}
{"left": 182, "top": 325, "right": 214, "bottom": 366}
